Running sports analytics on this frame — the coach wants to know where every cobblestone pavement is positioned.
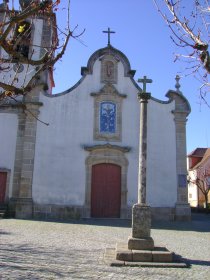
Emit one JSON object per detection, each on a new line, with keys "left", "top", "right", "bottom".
{"left": 0, "top": 213, "right": 210, "bottom": 279}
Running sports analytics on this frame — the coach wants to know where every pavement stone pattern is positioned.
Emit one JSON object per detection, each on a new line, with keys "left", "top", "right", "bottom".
{"left": 0, "top": 213, "right": 210, "bottom": 279}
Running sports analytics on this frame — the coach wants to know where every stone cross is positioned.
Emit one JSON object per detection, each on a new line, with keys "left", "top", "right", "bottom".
{"left": 128, "top": 75, "right": 154, "bottom": 246}
{"left": 138, "top": 76, "right": 152, "bottom": 93}
{"left": 103, "top": 28, "right": 115, "bottom": 46}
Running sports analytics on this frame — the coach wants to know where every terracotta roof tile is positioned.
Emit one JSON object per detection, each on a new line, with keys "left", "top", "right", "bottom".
{"left": 188, "top": 148, "right": 208, "bottom": 158}
{"left": 190, "top": 148, "right": 210, "bottom": 170}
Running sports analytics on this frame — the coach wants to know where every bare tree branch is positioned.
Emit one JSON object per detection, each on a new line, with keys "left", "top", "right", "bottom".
{"left": 0, "top": 0, "right": 80, "bottom": 102}
{"left": 153, "top": 0, "right": 210, "bottom": 97}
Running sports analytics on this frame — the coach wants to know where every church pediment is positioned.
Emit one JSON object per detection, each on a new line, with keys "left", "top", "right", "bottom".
{"left": 81, "top": 45, "right": 136, "bottom": 79}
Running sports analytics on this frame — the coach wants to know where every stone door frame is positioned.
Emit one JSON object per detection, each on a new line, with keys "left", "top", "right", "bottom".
{"left": 84, "top": 146, "right": 129, "bottom": 218}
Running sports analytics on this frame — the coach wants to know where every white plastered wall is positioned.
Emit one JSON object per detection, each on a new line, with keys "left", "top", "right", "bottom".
{"left": 32, "top": 55, "right": 177, "bottom": 209}
{"left": 147, "top": 100, "right": 177, "bottom": 207}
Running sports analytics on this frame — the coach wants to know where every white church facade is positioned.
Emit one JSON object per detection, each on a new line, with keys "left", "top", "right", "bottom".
{"left": 0, "top": 1, "right": 191, "bottom": 221}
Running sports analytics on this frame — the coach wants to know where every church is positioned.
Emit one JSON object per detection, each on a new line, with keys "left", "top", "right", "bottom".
{"left": 0, "top": 1, "right": 191, "bottom": 221}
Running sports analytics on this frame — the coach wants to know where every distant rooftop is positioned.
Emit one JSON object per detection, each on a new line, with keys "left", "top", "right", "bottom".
{"left": 188, "top": 148, "right": 208, "bottom": 158}
{"left": 188, "top": 148, "right": 210, "bottom": 170}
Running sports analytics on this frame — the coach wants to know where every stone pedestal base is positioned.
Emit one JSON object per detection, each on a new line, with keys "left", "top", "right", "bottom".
{"left": 129, "top": 204, "right": 154, "bottom": 250}
{"left": 116, "top": 243, "right": 173, "bottom": 263}
{"left": 104, "top": 242, "right": 187, "bottom": 267}
{"left": 15, "top": 198, "right": 33, "bottom": 219}
{"left": 104, "top": 203, "right": 187, "bottom": 267}
{"left": 132, "top": 204, "right": 151, "bottom": 238}
{"left": 128, "top": 237, "right": 154, "bottom": 250}
{"left": 175, "top": 203, "right": 191, "bottom": 221}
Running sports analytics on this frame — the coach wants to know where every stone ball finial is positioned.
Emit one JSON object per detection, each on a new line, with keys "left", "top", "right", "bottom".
{"left": 175, "top": 74, "right": 181, "bottom": 93}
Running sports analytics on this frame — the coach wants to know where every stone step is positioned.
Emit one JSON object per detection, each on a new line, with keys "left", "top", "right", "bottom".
{"left": 104, "top": 248, "right": 188, "bottom": 268}
{"left": 116, "top": 243, "right": 173, "bottom": 263}
{"left": 0, "top": 211, "right": 5, "bottom": 219}
{"left": 128, "top": 236, "right": 154, "bottom": 250}
{"left": 0, "top": 205, "right": 7, "bottom": 218}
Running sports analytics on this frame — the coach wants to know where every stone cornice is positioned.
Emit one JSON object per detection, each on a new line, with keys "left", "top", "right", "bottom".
{"left": 90, "top": 84, "right": 127, "bottom": 98}
{"left": 83, "top": 143, "right": 131, "bottom": 153}
{"left": 0, "top": 101, "right": 43, "bottom": 109}
{"left": 166, "top": 90, "right": 191, "bottom": 116}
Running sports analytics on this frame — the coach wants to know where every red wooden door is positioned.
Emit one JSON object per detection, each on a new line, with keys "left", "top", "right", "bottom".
{"left": 0, "top": 172, "right": 7, "bottom": 203}
{"left": 91, "top": 163, "right": 121, "bottom": 218}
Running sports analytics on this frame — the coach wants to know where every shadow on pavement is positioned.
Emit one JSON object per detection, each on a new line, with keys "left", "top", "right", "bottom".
{"left": 11, "top": 212, "right": 209, "bottom": 231}
{"left": 80, "top": 218, "right": 131, "bottom": 228}
{"left": 175, "top": 254, "right": 210, "bottom": 267}
{"left": 0, "top": 230, "right": 12, "bottom": 235}
{"left": 0, "top": 243, "right": 70, "bottom": 278}
{"left": 68, "top": 213, "right": 210, "bottom": 232}
{"left": 152, "top": 213, "right": 210, "bottom": 233}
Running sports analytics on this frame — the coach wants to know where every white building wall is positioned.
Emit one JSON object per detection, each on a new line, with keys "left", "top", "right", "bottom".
{"left": 32, "top": 59, "right": 140, "bottom": 206}
{"left": 147, "top": 100, "right": 177, "bottom": 207}
{"left": 31, "top": 19, "right": 43, "bottom": 60}
{"left": 188, "top": 170, "right": 198, "bottom": 207}
{"left": 32, "top": 55, "right": 177, "bottom": 209}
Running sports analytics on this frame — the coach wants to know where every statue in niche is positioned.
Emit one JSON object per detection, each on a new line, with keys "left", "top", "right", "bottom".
{"left": 106, "top": 61, "right": 114, "bottom": 78}
{"left": 102, "top": 60, "right": 115, "bottom": 82}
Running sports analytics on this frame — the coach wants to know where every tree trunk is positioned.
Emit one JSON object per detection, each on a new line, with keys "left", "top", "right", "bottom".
{"left": 204, "top": 194, "right": 209, "bottom": 214}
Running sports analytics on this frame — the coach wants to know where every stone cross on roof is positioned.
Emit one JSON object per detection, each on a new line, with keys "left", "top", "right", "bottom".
{"left": 103, "top": 28, "right": 115, "bottom": 46}
{"left": 138, "top": 76, "right": 153, "bottom": 93}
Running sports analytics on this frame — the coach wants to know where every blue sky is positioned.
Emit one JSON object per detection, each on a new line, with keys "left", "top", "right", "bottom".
{"left": 12, "top": 0, "right": 210, "bottom": 153}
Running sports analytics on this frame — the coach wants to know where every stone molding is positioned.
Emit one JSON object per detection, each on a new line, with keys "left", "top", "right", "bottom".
{"left": 15, "top": 197, "right": 33, "bottom": 219}
{"left": 14, "top": 203, "right": 178, "bottom": 221}
{"left": 91, "top": 84, "right": 126, "bottom": 142}
{"left": 83, "top": 45, "right": 135, "bottom": 78}
{"left": 33, "top": 203, "right": 83, "bottom": 220}
{"left": 84, "top": 146, "right": 129, "bottom": 218}
{"left": 83, "top": 143, "right": 131, "bottom": 153}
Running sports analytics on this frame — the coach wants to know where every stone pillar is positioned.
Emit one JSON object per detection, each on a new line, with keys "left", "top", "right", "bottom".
{"left": 174, "top": 112, "right": 191, "bottom": 221}
{"left": 12, "top": 112, "right": 26, "bottom": 197}
{"left": 138, "top": 92, "right": 149, "bottom": 205}
{"left": 9, "top": 111, "right": 26, "bottom": 216}
{"left": 15, "top": 102, "right": 41, "bottom": 219}
{"left": 166, "top": 80, "right": 191, "bottom": 221}
{"left": 128, "top": 79, "right": 154, "bottom": 250}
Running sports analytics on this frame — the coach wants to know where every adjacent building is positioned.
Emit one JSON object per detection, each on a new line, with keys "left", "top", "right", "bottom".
{"left": 188, "top": 148, "right": 210, "bottom": 208}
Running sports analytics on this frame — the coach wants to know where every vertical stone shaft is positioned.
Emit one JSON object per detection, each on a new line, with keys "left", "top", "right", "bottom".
{"left": 138, "top": 97, "right": 149, "bottom": 204}
{"left": 130, "top": 91, "right": 152, "bottom": 241}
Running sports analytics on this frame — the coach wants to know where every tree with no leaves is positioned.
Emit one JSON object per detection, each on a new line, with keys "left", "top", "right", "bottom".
{"left": 188, "top": 167, "right": 210, "bottom": 212}
{"left": 154, "top": 0, "right": 210, "bottom": 99}
{"left": 0, "top": 0, "right": 82, "bottom": 105}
